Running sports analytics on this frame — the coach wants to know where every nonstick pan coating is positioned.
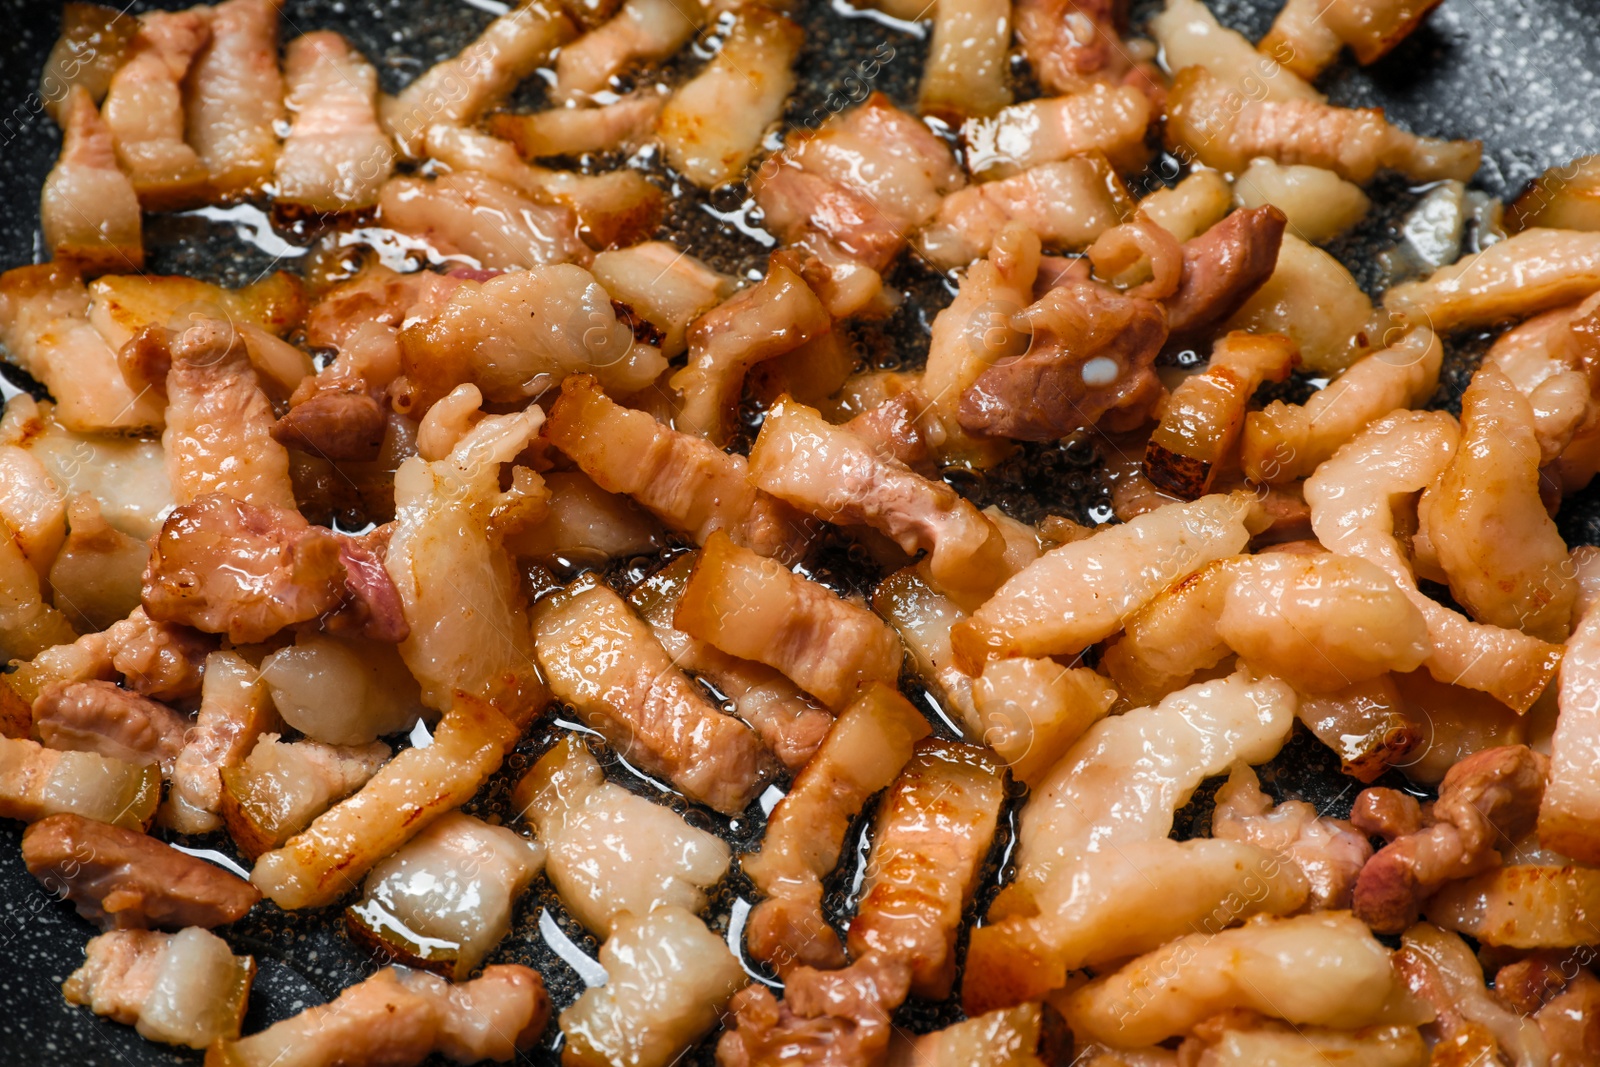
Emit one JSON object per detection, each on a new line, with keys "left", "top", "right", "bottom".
{"left": 0, "top": 1, "right": 1597, "bottom": 1063}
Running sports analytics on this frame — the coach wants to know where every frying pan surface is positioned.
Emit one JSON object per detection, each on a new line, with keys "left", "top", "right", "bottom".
{"left": 0, "top": 0, "right": 1597, "bottom": 1063}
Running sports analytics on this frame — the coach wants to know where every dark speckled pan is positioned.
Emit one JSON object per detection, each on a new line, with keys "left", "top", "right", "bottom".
{"left": 0, "top": 0, "right": 1597, "bottom": 1063}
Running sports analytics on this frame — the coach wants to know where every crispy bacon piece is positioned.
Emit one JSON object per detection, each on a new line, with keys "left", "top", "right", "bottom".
{"left": 67, "top": 928, "right": 254, "bottom": 1049}
{"left": 220, "top": 733, "right": 390, "bottom": 859}
{"left": 554, "top": 0, "right": 705, "bottom": 101}
{"left": 251, "top": 695, "right": 520, "bottom": 910}
{"left": 1430, "top": 865, "right": 1600, "bottom": 949}
{"left": 395, "top": 268, "right": 663, "bottom": 413}
{"left": 102, "top": 10, "right": 210, "bottom": 209}
{"left": 917, "top": 156, "right": 1128, "bottom": 271}
{"left": 514, "top": 733, "right": 730, "bottom": 935}
{"left": 1353, "top": 744, "right": 1548, "bottom": 933}
{"left": 33, "top": 680, "right": 188, "bottom": 771}
{"left": 657, "top": 8, "right": 802, "bottom": 188}
{"left": 209, "top": 964, "right": 549, "bottom": 1067}
{"left": 1162, "top": 206, "right": 1287, "bottom": 351}
{"left": 142, "top": 494, "right": 345, "bottom": 644}
{"left": 751, "top": 398, "right": 1010, "bottom": 605}
{"left": 590, "top": 241, "right": 734, "bottom": 359}
{"left": 959, "top": 280, "right": 1168, "bottom": 443}
{"left": 562, "top": 907, "right": 746, "bottom": 1067}
{"left": 1262, "top": 0, "right": 1445, "bottom": 78}
{"left": 1212, "top": 763, "right": 1372, "bottom": 910}
{"left": 1243, "top": 326, "right": 1442, "bottom": 484}
{"left": 962, "top": 83, "right": 1153, "bottom": 179}
{"left": 1144, "top": 332, "right": 1296, "bottom": 498}
{"left": 23, "top": 812, "right": 259, "bottom": 930}
{"left": 919, "top": 0, "right": 1012, "bottom": 120}
{"left": 163, "top": 651, "right": 280, "bottom": 834}
{"left": 0, "top": 735, "right": 159, "bottom": 829}
{"left": 43, "top": 87, "right": 143, "bottom": 273}
{"left": 950, "top": 492, "right": 1259, "bottom": 668}
{"left": 1419, "top": 365, "right": 1576, "bottom": 641}
{"left": 381, "top": 1, "right": 574, "bottom": 157}
{"left": 159, "top": 318, "right": 298, "bottom": 511}
{"left": 1386, "top": 227, "right": 1600, "bottom": 332}
{"left": 184, "top": 0, "right": 285, "bottom": 199}
{"left": 848, "top": 740, "right": 1005, "bottom": 1000}
{"left": 1064, "top": 913, "right": 1399, "bottom": 1046}
{"left": 742, "top": 685, "right": 929, "bottom": 974}
{"left": 275, "top": 31, "right": 392, "bottom": 214}
{"left": 1166, "top": 66, "right": 1480, "bottom": 184}
{"left": 0, "top": 265, "right": 165, "bottom": 433}
{"left": 40, "top": 3, "right": 136, "bottom": 125}
{"left": 532, "top": 576, "right": 775, "bottom": 814}
{"left": 672, "top": 265, "right": 831, "bottom": 443}
{"left": 628, "top": 555, "right": 832, "bottom": 771}
{"left": 676, "top": 531, "right": 902, "bottom": 709}
{"left": 753, "top": 94, "right": 965, "bottom": 317}
{"left": 544, "top": 375, "right": 804, "bottom": 559}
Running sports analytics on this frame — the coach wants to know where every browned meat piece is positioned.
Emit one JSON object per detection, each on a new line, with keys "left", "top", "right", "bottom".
{"left": 142, "top": 494, "right": 345, "bottom": 644}
{"left": 847, "top": 740, "right": 1006, "bottom": 1000}
{"left": 22, "top": 813, "right": 259, "bottom": 930}
{"left": 32, "top": 681, "right": 189, "bottom": 770}
{"left": 107, "top": 610, "right": 214, "bottom": 703}
{"left": 1350, "top": 786, "right": 1425, "bottom": 841}
{"left": 958, "top": 280, "right": 1168, "bottom": 442}
{"left": 1211, "top": 764, "right": 1372, "bottom": 910}
{"left": 1162, "top": 206, "right": 1288, "bottom": 349}
{"left": 1353, "top": 745, "right": 1549, "bottom": 933}
{"left": 1014, "top": 0, "right": 1128, "bottom": 94}
{"left": 270, "top": 390, "right": 388, "bottom": 462}
{"left": 718, "top": 955, "right": 912, "bottom": 1067}
{"left": 335, "top": 527, "right": 409, "bottom": 644}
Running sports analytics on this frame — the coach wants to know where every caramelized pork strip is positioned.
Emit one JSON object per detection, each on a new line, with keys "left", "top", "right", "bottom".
{"left": 554, "top": 0, "right": 705, "bottom": 101}
{"left": 32, "top": 680, "right": 189, "bottom": 771}
{"left": 676, "top": 531, "right": 902, "bottom": 710}
{"left": 0, "top": 264, "right": 164, "bottom": 432}
{"left": 275, "top": 31, "right": 393, "bottom": 214}
{"left": 742, "top": 684, "right": 930, "bottom": 973}
{"left": 919, "top": 0, "right": 1012, "bottom": 120}
{"left": 101, "top": 9, "right": 210, "bottom": 209}
{"left": 750, "top": 398, "right": 1010, "bottom": 606}
{"left": 1305, "top": 410, "right": 1564, "bottom": 712}
{"left": 141, "top": 494, "right": 345, "bottom": 644}
{"left": 42, "top": 87, "right": 143, "bottom": 273}
{"left": 532, "top": 576, "right": 775, "bottom": 815}
{"left": 958, "top": 279, "right": 1168, "bottom": 443}
{"left": 916, "top": 156, "right": 1128, "bottom": 271}
{"left": 67, "top": 928, "right": 254, "bottom": 1050}
{"left": 1385, "top": 228, "right": 1600, "bottom": 332}
{"left": 381, "top": 1, "right": 574, "bottom": 157}
{"left": 562, "top": 906, "right": 747, "bottom": 1067}
{"left": 1161, "top": 206, "right": 1287, "bottom": 351}
{"left": 544, "top": 375, "right": 804, "bottom": 559}
{"left": 1144, "top": 332, "right": 1297, "bottom": 499}
{"left": 1064, "top": 913, "right": 1399, "bottom": 1047}
{"left": 395, "top": 268, "right": 664, "bottom": 414}
{"left": 590, "top": 241, "right": 735, "bottom": 359}
{"left": 1014, "top": 0, "right": 1128, "bottom": 95}
{"left": 208, "top": 964, "right": 550, "bottom": 1067}
{"left": 752, "top": 94, "right": 966, "bottom": 318}
{"left": 672, "top": 265, "right": 831, "bottom": 443}
{"left": 250, "top": 696, "right": 520, "bottom": 910}
{"left": 1541, "top": 548, "right": 1600, "bottom": 863}
{"left": 656, "top": 7, "right": 803, "bottom": 188}
{"left": 163, "top": 651, "right": 279, "bottom": 835}
{"left": 220, "top": 733, "right": 390, "bottom": 860}
{"left": 1419, "top": 365, "right": 1576, "bottom": 641}
{"left": 719, "top": 954, "right": 913, "bottom": 1067}
{"left": 184, "top": 0, "right": 285, "bottom": 199}
{"left": 1166, "top": 66, "right": 1480, "bottom": 184}
{"left": 0, "top": 735, "right": 159, "bottom": 830}
{"left": 1429, "top": 865, "right": 1600, "bottom": 949}
{"left": 1242, "top": 326, "right": 1442, "bottom": 484}
{"left": 950, "top": 491, "right": 1260, "bottom": 668}
{"left": 1353, "top": 744, "right": 1549, "bottom": 933}
{"left": 628, "top": 555, "right": 833, "bottom": 772}
{"left": 159, "top": 318, "right": 298, "bottom": 511}
{"left": 848, "top": 740, "right": 1005, "bottom": 1000}
{"left": 1211, "top": 763, "right": 1371, "bottom": 910}
{"left": 962, "top": 83, "right": 1153, "bottom": 180}
{"left": 23, "top": 813, "right": 259, "bottom": 930}
{"left": 1262, "top": 0, "right": 1445, "bottom": 78}
{"left": 514, "top": 733, "right": 730, "bottom": 935}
